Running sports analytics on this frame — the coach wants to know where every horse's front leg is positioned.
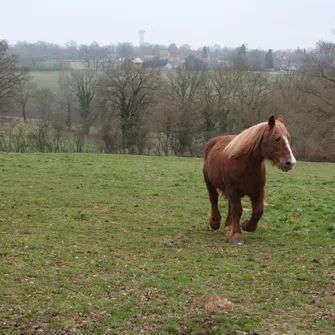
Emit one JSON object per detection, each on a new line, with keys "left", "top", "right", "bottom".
{"left": 224, "top": 201, "right": 232, "bottom": 235}
{"left": 229, "top": 197, "right": 243, "bottom": 244}
{"left": 242, "top": 190, "right": 264, "bottom": 232}
{"left": 205, "top": 180, "right": 221, "bottom": 230}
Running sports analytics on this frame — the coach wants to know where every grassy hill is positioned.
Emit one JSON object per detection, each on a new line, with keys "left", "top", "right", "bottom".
{"left": 0, "top": 153, "right": 334, "bottom": 334}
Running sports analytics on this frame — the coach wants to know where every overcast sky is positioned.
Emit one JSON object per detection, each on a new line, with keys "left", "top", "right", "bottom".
{"left": 2, "top": 0, "right": 334, "bottom": 50}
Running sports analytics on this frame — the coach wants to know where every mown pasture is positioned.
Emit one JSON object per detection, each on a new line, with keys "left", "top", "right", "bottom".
{"left": 0, "top": 154, "right": 334, "bottom": 334}
{"left": 30, "top": 72, "right": 61, "bottom": 91}
{"left": 29, "top": 69, "right": 285, "bottom": 92}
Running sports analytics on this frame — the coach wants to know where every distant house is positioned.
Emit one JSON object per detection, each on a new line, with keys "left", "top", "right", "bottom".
{"left": 143, "top": 55, "right": 155, "bottom": 61}
{"left": 216, "top": 56, "right": 232, "bottom": 67}
{"left": 217, "top": 56, "right": 225, "bottom": 63}
{"left": 274, "top": 56, "right": 289, "bottom": 71}
{"left": 133, "top": 57, "right": 144, "bottom": 64}
{"left": 288, "top": 65, "right": 297, "bottom": 71}
{"left": 160, "top": 50, "right": 170, "bottom": 58}
{"left": 165, "top": 63, "right": 173, "bottom": 69}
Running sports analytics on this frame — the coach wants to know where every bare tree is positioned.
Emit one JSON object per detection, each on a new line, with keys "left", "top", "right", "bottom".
{"left": 28, "top": 88, "right": 55, "bottom": 152}
{"left": 296, "top": 41, "right": 335, "bottom": 125}
{"left": 166, "top": 65, "right": 205, "bottom": 156}
{"left": 233, "top": 70, "right": 271, "bottom": 129}
{"left": 96, "top": 100, "right": 121, "bottom": 153}
{"left": 71, "top": 70, "right": 98, "bottom": 135}
{"left": 247, "top": 49, "right": 267, "bottom": 71}
{"left": 199, "top": 67, "right": 241, "bottom": 141}
{"left": 287, "top": 40, "right": 335, "bottom": 160}
{"left": 89, "top": 41, "right": 109, "bottom": 71}
{"left": 64, "top": 40, "right": 79, "bottom": 60}
{"left": 0, "top": 40, "right": 24, "bottom": 112}
{"left": 34, "top": 88, "right": 56, "bottom": 119}
{"left": 116, "top": 43, "right": 134, "bottom": 61}
{"left": 149, "top": 97, "right": 175, "bottom": 155}
{"left": 58, "top": 70, "right": 75, "bottom": 129}
{"left": 12, "top": 75, "right": 36, "bottom": 121}
{"left": 51, "top": 114, "right": 67, "bottom": 153}
{"left": 101, "top": 62, "right": 161, "bottom": 154}
{"left": 78, "top": 42, "right": 109, "bottom": 70}
{"left": 8, "top": 119, "right": 29, "bottom": 152}
{"left": 79, "top": 44, "right": 90, "bottom": 69}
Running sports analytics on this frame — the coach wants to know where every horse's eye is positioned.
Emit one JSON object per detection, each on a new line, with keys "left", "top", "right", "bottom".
{"left": 275, "top": 137, "right": 281, "bottom": 142}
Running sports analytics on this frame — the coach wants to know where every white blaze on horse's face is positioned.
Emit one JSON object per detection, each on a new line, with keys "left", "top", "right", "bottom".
{"left": 280, "top": 136, "right": 296, "bottom": 172}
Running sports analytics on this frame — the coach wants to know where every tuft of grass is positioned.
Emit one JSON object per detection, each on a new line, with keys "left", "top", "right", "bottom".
{"left": 0, "top": 153, "right": 334, "bottom": 334}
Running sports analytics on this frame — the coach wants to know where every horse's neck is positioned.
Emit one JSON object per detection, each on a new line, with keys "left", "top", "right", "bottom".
{"left": 247, "top": 150, "right": 264, "bottom": 166}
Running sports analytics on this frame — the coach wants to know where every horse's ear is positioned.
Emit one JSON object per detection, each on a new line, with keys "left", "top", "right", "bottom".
{"left": 268, "top": 115, "right": 275, "bottom": 128}
{"left": 277, "top": 114, "right": 284, "bottom": 123}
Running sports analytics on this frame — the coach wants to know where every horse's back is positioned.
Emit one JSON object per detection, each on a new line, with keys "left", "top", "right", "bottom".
{"left": 204, "top": 135, "right": 235, "bottom": 161}
{"left": 203, "top": 135, "right": 235, "bottom": 185}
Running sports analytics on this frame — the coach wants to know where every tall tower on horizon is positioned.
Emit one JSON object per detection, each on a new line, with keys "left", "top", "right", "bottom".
{"left": 138, "top": 30, "right": 145, "bottom": 46}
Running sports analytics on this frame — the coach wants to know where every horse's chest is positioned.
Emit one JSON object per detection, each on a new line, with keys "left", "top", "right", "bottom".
{"left": 223, "top": 172, "right": 264, "bottom": 197}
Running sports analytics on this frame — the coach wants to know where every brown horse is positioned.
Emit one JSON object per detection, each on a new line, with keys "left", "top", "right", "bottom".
{"left": 203, "top": 115, "right": 296, "bottom": 244}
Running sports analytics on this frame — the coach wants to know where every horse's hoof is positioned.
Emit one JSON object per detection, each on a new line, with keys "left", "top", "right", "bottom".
{"left": 242, "top": 220, "right": 257, "bottom": 232}
{"left": 209, "top": 219, "right": 221, "bottom": 230}
{"left": 231, "top": 239, "right": 244, "bottom": 245}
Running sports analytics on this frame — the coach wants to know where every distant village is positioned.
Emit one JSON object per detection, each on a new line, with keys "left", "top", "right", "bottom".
{"left": 10, "top": 34, "right": 306, "bottom": 73}
{"left": 17, "top": 49, "right": 301, "bottom": 73}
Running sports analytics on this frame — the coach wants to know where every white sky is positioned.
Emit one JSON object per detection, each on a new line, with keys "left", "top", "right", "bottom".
{"left": 2, "top": 0, "right": 334, "bottom": 50}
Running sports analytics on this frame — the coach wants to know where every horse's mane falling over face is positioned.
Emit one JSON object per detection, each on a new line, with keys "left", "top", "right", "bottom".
{"left": 223, "top": 120, "right": 291, "bottom": 160}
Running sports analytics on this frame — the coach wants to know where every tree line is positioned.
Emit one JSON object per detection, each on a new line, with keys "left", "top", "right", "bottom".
{"left": 9, "top": 40, "right": 306, "bottom": 72}
{"left": 0, "top": 39, "right": 335, "bottom": 161}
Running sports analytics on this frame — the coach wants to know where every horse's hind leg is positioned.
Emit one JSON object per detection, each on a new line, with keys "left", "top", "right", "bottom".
{"left": 205, "top": 180, "right": 221, "bottom": 230}
{"left": 242, "top": 191, "right": 264, "bottom": 232}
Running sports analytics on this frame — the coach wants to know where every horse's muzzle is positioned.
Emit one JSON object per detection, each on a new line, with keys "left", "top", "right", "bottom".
{"left": 280, "top": 160, "right": 295, "bottom": 172}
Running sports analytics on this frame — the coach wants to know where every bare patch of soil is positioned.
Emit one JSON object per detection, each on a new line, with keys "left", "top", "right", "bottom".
{"left": 193, "top": 295, "right": 235, "bottom": 313}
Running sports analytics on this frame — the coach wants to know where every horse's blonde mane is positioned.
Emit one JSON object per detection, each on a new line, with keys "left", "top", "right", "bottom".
{"left": 224, "top": 121, "right": 289, "bottom": 159}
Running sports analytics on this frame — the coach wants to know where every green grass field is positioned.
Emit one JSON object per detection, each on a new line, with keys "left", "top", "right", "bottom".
{"left": 0, "top": 154, "right": 334, "bottom": 334}
{"left": 30, "top": 62, "right": 86, "bottom": 90}
{"left": 30, "top": 72, "right": 61, "bottom": 91}
{"left": 29, "top": 69, "right": 284, "bottom": 92}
